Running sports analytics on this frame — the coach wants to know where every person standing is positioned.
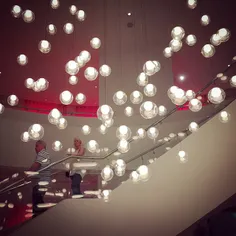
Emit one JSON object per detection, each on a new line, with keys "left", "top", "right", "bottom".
{"left": 27, "top": 140, "right": 51, "bottom": 217}
{"left": 66, "top": 137, "right": 86, "bottom": 195}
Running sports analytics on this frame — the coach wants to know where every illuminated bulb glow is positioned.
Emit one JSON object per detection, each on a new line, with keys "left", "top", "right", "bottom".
{"left": 22, "top": 10, "right": 34, "bottom": 23}
{"left": 69, "top": 5, "right": 77, "bottom": 15}
{"left": 230, "top": 75, "right": 236, "bottom": 87}
{"left": 60, "top": 90, "right": 73, "bottom": 105}
{"left": 64, "top": 23, "right": 74, "bottom": 34}
{"left": 187, "top": 0, "right": 197, "bottom": 9}
{"left": 219, "top": 111, "right": 230, "bottom": 123}
{"left": 99, "top": 64, "right": 111, "bottom": 77}
{"left": 186, "top": 34, "right": 197, "bottom": 46}
{"left": 76, "top": 10, "right": 86, "bottom": 21}
{"left": 75, "top": 93, "right": 86, "bottom": 105}
{"left": 82, "top": 125, "right": 91, "bottom": 135}
{"left": 12, "top": 5, "right": 22, "bottom": 18}
{"left": 90, "top": 37, "right": 101, "bottom": 49}
{"left": 137, "top": 72, "right": 148, "bottom": 86}
{"left": 201, "top": 15, "right": 210, "bottom": 26}
{"left": 189, "top": 122, "right": 199, "bottom": 132}
{"left": 47, "top": 24, "right": 56, "bottom": 35}
{"left": 171, "top": 26, "right": 185, "bottom": 40}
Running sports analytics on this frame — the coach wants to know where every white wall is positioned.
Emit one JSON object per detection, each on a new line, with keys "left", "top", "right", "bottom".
{"left": 10, "top": 101, "right": 236, "bottom": 236}
{"left": 0, "top": 106, "right": 211, "bottom": 169}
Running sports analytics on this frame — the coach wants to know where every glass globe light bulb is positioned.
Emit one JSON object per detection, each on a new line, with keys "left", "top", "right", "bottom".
{"left": 37, "top": 78, "right": 49, "bottom": 91}
{"left": 137, "top": 165, "right": 150, "bottom": 182}
{"left": 97, "top": 105, "right": 114, "bottom": 121}
{"left": 74, "top": 56, "right": 85, "bottom": 68}
{"left": 115, "top": 166, "right": 126, "bottom": 177}
{"left": 82, "top": 125, "right": 91, "bottom": 135}
{"left": 79, "top": 50, "right": 91, "bottom": 63}
{"left": 167, "top": 86, "right": 179, "bottom": 99}
{"left": 163, "top": 47, "right": 173, "bottom": 58}
{"left": 59, "top": 90, "right": 73, "bottom": 105}
{"left": 171, "top": 88, "right": 187, "bottom": 106}
{"left": 69, "top": 76, "right": 78, "bottom": 85}
{"left": 124, "top": 106, "right": 134, "bottom": 117}
{"left": 87, "top": 140, "right": 99, "bottom": 153}
{"left": 98, "top": 124, "right": 107, "bottom": 134}
{"left": 113, "top": 91, "right": 127, "bottom": 105}
{"left": 201, "top": 44, "right": 215, "bottom": 58}
{"left": 171, "top": 26, "right": 185, "bottom": 40}
{"left": 48, "top": 108, "right": 62, "bottom": 125}
{"left": 28, "top": 124, "right": 44, "bottom": 140}
{"left": 22, "top": 10, "right": 35, "bottom": 23}
{"left": 102, "top": 189, "right": 112, "bottom": 202}
{"left": 84, "top": 67, "right": 98, "bottom": 81}
{"left": 69, "top": 5, "right": 77, "bottom": 15}
{"left": 143, "top": 60, "right": 160, "bottom": 76}
{"left": 189, "top": 98, "right": 202, "bottom": 112}
{"left": 47, "top": 24, "right": 57, "bottom": 35}
{"left": 25, "top": 78, "right": 34, "bottom": 89}
{"left": 219, "top": 111, "right": 230, "bottom": 123}
{"left": 169, "top": 39, "right": 183, "bottom": 52}
{"left": 101, "top": 165, "right": 114, "bottom": 181}
{"left": 137, "top": 128, "right": 146, "bottom": 139}
{"left": 230, "top": 75, "right": 236, "bottom": 87}
{"left": 177, "top": 151, "right": 188, "bottom": 163}
{"left": 56, "top": 118, "right": 67, "bottom": 129}
{"left": 158, "top": 105, "right": 167, "bottom": 116}
{"left": 39, "top": 40, "right": 51, "bottom": 54}
{"left": 7, "top": 95, "right": 19, "bottom": 106}
{"left": 115, "top": 159, "right": 126, "bottom": 170}
{"left": 140, "top": 101, "right": 158, "bottom": 119}
{"left": 90, "top": 37, "right": 101, "bottom": 49}
{"left": 76, "top": 10, "right": 86, "bottom": 21}
{"left": 75, "top": 93, "right": 86, "bottom": 105}
{"left": 210, "top": 34, "right": 221, "bottom": 46}
{"left": 130, "top": 171, "right": 140, "bottom": 183}
{"left": 137, "top": 72, "right": 149, "bottom": 86}
{"left": 147, "top": 127, "right": 159, "bottom": 139}
{"left": 117, "top": 139, "right": 130, "bottom": 153}
{"left": 65, "top": 60, "right": 79, "bottom": 76}
{"left": 116, "top": 125, "right": 131, "bottom": 140}
{"left": 51, "top": 0, "right": 60, "bottom": 9}
{"left": 0, "top": 103, "right": 5, "bottom": 114}
{"left": 17, "top": 54, "right": 28, "bottom": 66}
{"left": 201, "top": 15, "right": 210, "bottom": 26}
{"left": 21, "top": 132, "right": 30, "bottom": 142}
{"left": 52, "top": 141, "right": 63, "bottom": 151}
{"left": 187, "top": 0, "right": 197, "bottom": 9}
{"left": 11, "top": 5, "right": 22, "bottom": 18}
{"left": 189, "top": 122, "right": 199, "bottom": 132}
{"left": 185, "top": 90, "right": 195, "bottom": 100}
{"left": 99, "top": 64, "right": 111, "bottom": 77}
{"left": 130, "top": 90, "right": 143, "bottom": 104}
{"left": 144, "top": 84, "right": 157, "bottom": 97}
{"left": 208, "top": 87, "right": 225, "bottom": 104}
{"left": 63, "top": 23, "right": 74, "bottom": 34}
{"left": 217, "top": 28, "right": 230, "bottom": 42}
{"left": 103, "top": 118, "right": 114, "bottom": 128}
{"left": 186, "top": 34, "right": 197, "bottom": 46}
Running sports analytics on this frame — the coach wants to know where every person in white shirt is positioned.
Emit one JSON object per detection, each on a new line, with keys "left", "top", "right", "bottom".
{"left": 66, "top": 137, "right": 85, "bottom": 195}
{"left": 27, "top": 140, "right": 51, "bottom": 217}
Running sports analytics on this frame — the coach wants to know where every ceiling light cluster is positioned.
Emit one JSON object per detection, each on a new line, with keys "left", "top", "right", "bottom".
{"left": 0, "top": 1, "right": 234, "bottom": 204}
{"left": 202, "top": 28, "right": 230, "bottom": 58}
{"left": 25, "top": 78, "right": 49, "bottom": 92}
